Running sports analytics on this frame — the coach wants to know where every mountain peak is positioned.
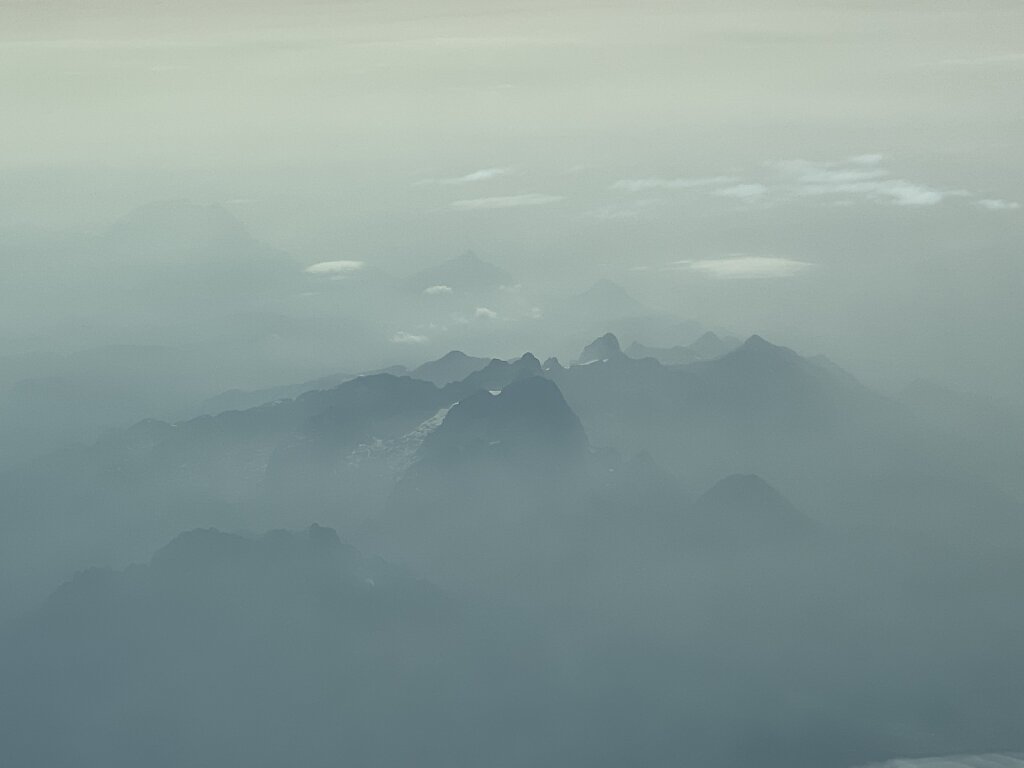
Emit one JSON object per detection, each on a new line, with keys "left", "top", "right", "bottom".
{"left": 578, "top": 332, "right": 624, "bottom": 364}
{"left": 411, "top": 350, "right": 489, "bottom": 386}
{"left": 475, "top": 352, "right": 542, "bottom": 378}
{"left": 567, "top": 280, "right": 651, "bottom": 319}
{"left": 408, "top": 250, "right": 513, "bottom": 293}
{"left": 687, "top": 330, "right": 740, "bottom": 360}
{"left": 442, "top": 351, "right": 543, "bottom": 399}
{"left": 690, "top": 474, "right": 809, "bottom": 541}
{"left": 722, "top": 334, "right": 802, "bottom": 366}
{"left": 583, "top": 279, "right": 632, "bottom": 299}
{"left": 422, "top": 376, "right": 587, "bottom": 465}
{"left": 104, "top": 200, "right": 257, "bottom": 254}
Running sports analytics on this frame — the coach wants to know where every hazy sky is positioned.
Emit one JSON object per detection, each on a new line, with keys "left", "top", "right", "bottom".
{"left": 1, "top": 0, "right": 1022, "bottom": 395}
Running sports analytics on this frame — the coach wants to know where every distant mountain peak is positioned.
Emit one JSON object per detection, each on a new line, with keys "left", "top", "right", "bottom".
{"left": 696, "top": 473, "right": 796, "bottom": 516}
{"left": 407, "top": 250, "right": 513, "bottom": 293}
{"left": 583, "top": 279, "right": 632, "bottom": 299}
{"left": 723, "top": 334, "right": 802, "bottom": 366}
{"left": 690, "top": 473, "right": 810, "bottom": 540}
{"left": 104, "top": 200, "right": 258, "bottom": 254}
{"left": 411, "top": 350, "right": 490, "bottom": 386}
{"left": 687, "top": 330, "right": 740, "bottom": 360}
{"left": 565, "top": 280, "right": 652, "bottom": 320}
{"left": 578, "top": 332, "right": 624, "bottom": 364}
{"left": 708, "top": 472, "right": 775, "bottom": 495}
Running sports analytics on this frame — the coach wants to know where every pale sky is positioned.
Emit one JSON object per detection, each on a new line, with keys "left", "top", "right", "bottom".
{"left": 1, "top": 0, "right": 1022, "bottom": 395}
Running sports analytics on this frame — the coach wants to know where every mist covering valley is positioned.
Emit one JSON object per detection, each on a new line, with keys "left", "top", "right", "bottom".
{"left": 2, "top": 1, "right": 1024, "bottom": 766}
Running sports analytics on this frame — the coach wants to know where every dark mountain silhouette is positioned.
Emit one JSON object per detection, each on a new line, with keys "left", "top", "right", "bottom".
{"left": 0, "top": 525, "right": 523, "bottom": 768}
{"left": 257, "top": 374, "right": 451, "bottom": 523}
{"left": 370, "top": 376, "right": 590, "bottom": 589}
{"left": 421, "top": 375, "right": 587, "bottom": 469}
{"left": 7, "top": 324, "right": 1024, "bottom": 768}
{"left": 542, "top": 356, "right": 566, "bottom": 373}
{"left": 288, "top": 373, "right": 444, "bottom": 445}
{"left": 442, "top": 352, "right": 543, "bottom": 399}
{"left": 547, "top": 332, "right": 900, "bottom": 496}
{"left": 7, "top": 328, "right": 1023, "bottom": 623}
{"left": 675, "top": 335, "right": 889, "bottom": 435}
{"left": 410, "top": 350, "right": 490, "bottom": 386}
{"left": 577, "top": 332, "right": 626, "bottom": 364}
{"left": 678, "top": 335, "right": 880, "bottom": 424}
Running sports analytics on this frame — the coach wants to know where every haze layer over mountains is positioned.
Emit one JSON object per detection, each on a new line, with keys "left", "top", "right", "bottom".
{"left": 1, "top": 204, "right": 1022, "bottom": 768}
{"left": 3, "top": 308, "right": 1024, "bottom": 767}
{"left": 3, "top": 0, "right": 1024, "bottom": 765}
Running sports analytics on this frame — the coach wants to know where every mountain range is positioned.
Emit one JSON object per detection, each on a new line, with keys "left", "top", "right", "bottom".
{"left": 4, "top": 327, "right": 1021, "bottom": 616}
{"left": 3, "top": 324, "right": 1024, "bottom": 768}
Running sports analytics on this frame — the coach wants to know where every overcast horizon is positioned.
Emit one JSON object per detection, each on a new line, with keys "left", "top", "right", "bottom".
{"left": 3, "top": 0, "right": 1023, "bottom": 399}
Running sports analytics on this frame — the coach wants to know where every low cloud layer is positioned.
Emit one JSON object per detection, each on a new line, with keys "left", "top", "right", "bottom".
{"left": 675, "top": 256, "right": 816, "bottom": 279}
{"left": 391, "top": 331, "right": 429, "bottom": 344}
{"left": 423, "top": 284, "right": 453, "bottom": 295}
{"left": 612, "top": 155, "right": 1018, "bottom": 211}
{"left": 772, "top": 156, "right": 951, "bottom": 206}
{"left": 305, "top": 260, "right": 365, "bottom": 276}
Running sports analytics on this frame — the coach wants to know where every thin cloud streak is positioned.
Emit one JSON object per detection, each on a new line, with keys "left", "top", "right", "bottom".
{"left": 608, "top": 155, "right": 984, "bottom": 210}
{"left": 611, "top": 176, "right": 738, "bottom": 193}
{"left": 419, "top": 168, "right": 513, "bottom": 186}
{"left": 451, "top": 193, "right": 563, "bottom": 210}
{"left": 714, "top": 183, "right": 768, "bottom": 200}
{"left": 977, "top": 198, "right": 1020, "bottom": 211}
{"left": 773, "top": 157, "right": 952, "bottom": 207}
